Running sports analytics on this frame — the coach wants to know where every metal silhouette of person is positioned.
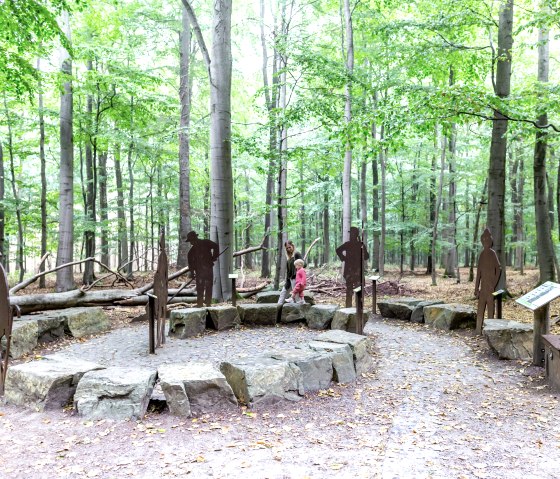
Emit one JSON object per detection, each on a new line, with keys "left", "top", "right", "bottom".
{"left": 186, "top": 231, "right": 219, "bottom": 307}
{"left": 474, "top": 228, "right": 501, "bottom": 334}
{"left": 336, "top": 226, "right": 369, "bottom": 307}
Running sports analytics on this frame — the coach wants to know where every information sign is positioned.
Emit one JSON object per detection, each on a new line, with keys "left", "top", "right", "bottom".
{"left": 515, "top": 281, "right": 560, "bottom": 311}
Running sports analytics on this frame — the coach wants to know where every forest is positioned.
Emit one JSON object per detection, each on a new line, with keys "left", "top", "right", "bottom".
{"left": 1, "top": 0, "right": 559, "bottom": 302}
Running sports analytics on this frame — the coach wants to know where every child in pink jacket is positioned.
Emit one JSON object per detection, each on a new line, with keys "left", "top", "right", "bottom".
{"left": 289, "top": 258, "right": 306, "bottom": 304}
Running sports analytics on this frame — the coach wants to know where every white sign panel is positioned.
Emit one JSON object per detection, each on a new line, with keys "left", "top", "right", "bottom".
{"left": 516, "top": 281, "right": 560, "bottom": 311}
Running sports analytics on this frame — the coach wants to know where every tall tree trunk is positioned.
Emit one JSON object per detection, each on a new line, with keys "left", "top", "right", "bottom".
{"left": 371, "top": 110, "right": 379, "bottom": 271}
{"left": 323, "top": 188, "right": 330, "bottom": 264}
{"left": 3, "top": 93, "right": 24, "bottom": 282}
{"left": 0, "top": 141, "right": 4, "bottom": 266}
{"left": 410, "top": 154, "right": 419, "bottom": 271}
{"left": 432, "top": 131, "right": 447, "bottom": 286}
{"left": 56, "top": 11, "right": 75, "bottom": 292}
{"left": 244, "top": 172, "right": 253, "bottom": 269}
{"left": 342, "top": 0, "right": 354, "bottom": 243}
{"left": 127, "top": 135, "right": 135, "bottom": 277}
{"left": 379, "top": 124, "right": 386, "bottom": 276}
{"left": 486, "top": 0, "right": 513, "bottom": 289}
{"left": 444, "top": 122, "right": 457, "bottom": 278}
{"left": 99, "top": 150, "right": 109, "bottom": 268}
{"left": 37, "top": 58, "right": 48, "bottom": 288}
{"left": 114, "top": 142, "right": 128, "bottom": 270}
{"left": 533, "top": 24, "right": 555, "bottom": 283}
{"left": 516, "top": 154, "right": 525, "bottom": 274}
{"left": 469, "top": 178, "right": 488, "bottom": 282}
{"left": 177, "top": 6, "right": 193, "bottom": 268}
{"left": 427, "top": 129, "right": 437, "bottom": 275}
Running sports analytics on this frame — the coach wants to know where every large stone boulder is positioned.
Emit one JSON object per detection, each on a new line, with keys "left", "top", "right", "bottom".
{"left": 308, "top": 340, "right": 356, "bottom": 383}
{"left": 306, "top": 304, "right": 339, "bottom": 330}
{"left": 237, "top": 304, "right": 278, "bottom": 326}
{"left": 255, "top": 291, "right": 281, "bottom": 304}
{"left": 483, "top": 319, "right": 533, "bottom": 360}
{"left": 410, "top": 300, "right": 445, "bottom": 323}
{"left": 279, "top": 303, "right": 311, "bottom": 323}
{"left": 317, "top": 330, "right": 374, "bottom": 375}
{"left": 75, "top": 367, "right": 157, "bottom": 420}
{"left": 169, "top": 308, "right": 207, "bottom": 338}
{"left": 269, "top": 348, "right": 333, "bottom": 392}
{"left": 62, "top": 307, "right": 110, "bottom": 338}
{"left": 158, "top": 362, "right": 237, "bottom": 417}
{"left": 378, "top": 298, "right": 423, "bottom": 319}
{"left": 331, "top": 308, "right": 357, "bottom": 332}
{"left": 206, "top": 306, "right": 240, "bottom": 331}
{"left": 4, "top": 354, "right": 104, "bottom": 411}
{"left": 6, "top": 320, "right": 39, "bottom": 359}
{"left": 220, "top": 356, "right": 304, "bottom": 406}
{"left": 424, "top": 303, "right": 476, "bottom": 330}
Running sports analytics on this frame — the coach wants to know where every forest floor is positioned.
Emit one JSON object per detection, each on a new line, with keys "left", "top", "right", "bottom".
{"left": 1, "top": 267, "right": 559, "bottom": 478}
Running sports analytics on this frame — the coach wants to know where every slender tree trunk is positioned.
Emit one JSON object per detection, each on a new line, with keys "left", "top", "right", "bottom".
{"left": 469, "top": 178, "right": 488, "bottom": 282}
{"left": 99, "top": 150, "right": 109, "bottom": 268}
{"left": 177, "top": 6, "right": 193, "bottom": 268}
{"left": 37, "top": 58, "right": 48, "bottom": 287}
{"left": 342, "top": 0, "right": 354, "bottom": 243}
{"left": 410, "top": 154, "right": 419, "bottom": 271}
{"left": 534, "top": 24, "right": 555, "bottom": 283}
{"left": 371, "top": 110, "right": 379, "bottom": 271}
{"left": 516, "top": 154, "right": 525, "bottom": 274}
{"left": 56, "top": 11, "right": 75, "bottom": 292}
{"left": 379, "top": 125, "right": 386, "bottom": 276}
{"left": 444, "top": 122, "right": 457, "bottom": 278}
{"left": 427, "top": 129, "right": 437, "bottom": 275}
{"left": 487, "top": 0, "right": 513, "bottom": 289}
{"left": 127, "top": 135, "right": 135, "bottom": 278}
{"left": 244, "top": 172, "right": 253, "bottom": 269}
{"left": 0, "top": 141, "right": 4, "bottom": 266}
{"left": 432, "top": 132, "right": 447, "bottom": 286}
{"left": 3, "top": 93, "right": 24, "bottom": 282}
{"left": 323, "top": 188, "right": 330, "bottom": 264}
{"left": 114, "top": 142, "right": 128, "bottom": 270}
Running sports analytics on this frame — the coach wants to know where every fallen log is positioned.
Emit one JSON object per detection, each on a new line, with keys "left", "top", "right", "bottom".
{"left": 115, "top": 295, "right": 197, "bottom": 306}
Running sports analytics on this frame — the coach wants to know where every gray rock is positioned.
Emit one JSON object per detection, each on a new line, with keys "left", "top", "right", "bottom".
{"left": 269, "top": 348, "right": 333, "bottom": 391}
{"left": 424, "top": 303, "right": 476, "bottom": 330}
{"left": 220, "top": 356, "right": 304, "bottom": 406}
{"left": 158, "top": 362, "right": 237, "bottom": 417}
{"left": 331, "top": 308, "right": 357, "bottom": 332}
{"left": 75, "top": 367, "right": 157, "bottom": 420}
{"left": 308, "top": 340, "right": 356, "bottom": 383}
{"left": 317, "top": 330, "right": 374, "bottom": 375}
{"left": 483, "top": 319, "right": 533, "bottom": 360}
{"left": 306, "top": 304, "right": 339, "bottom": 330}
{"left": 4, "top": 354, "right": 104, "bottom": 411}
{"left": 279, "top": 303, "right": 311, "bottom": 323}
{"left": 255, "top": 291, "right": 281, "bottom": 304}
{"left": 206, "top": 306, "right": 240, "bottom": 331}
{"left": 378, "top": 298, "right": 423, "bottom": 319}
{"left": 5, "top": 320, "right": 39, "bottom": 359}
{"left": 237, "top": 304, "right": 278, "bottom": 326}
{"left": 169, "top": 308, "right": 207, "bottom": 338}
{"left": 410, "top": 300, "right": 445, "bottom": 323}
{"left": 63, "top": 307, "right": 110, "bottom": 338}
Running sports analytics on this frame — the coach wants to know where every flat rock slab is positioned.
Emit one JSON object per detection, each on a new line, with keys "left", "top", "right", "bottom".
{"left": 255, "top": 291, "right": 281, "bottom": 304}
{"left": 410, "top": 300, "right": 445, "bottom": 323}
{"left": 378, "top": 298, "right": 423, "bottom": 319}
{"left": 6, "top": 320, "right": 39, "bottom": 359}
{"left": 206, "top": 306, "right": 240, "bottom": 331}
{"left": 62, "top": 307, "right": 110, "bottom": 338}
{"left": 75, "top": 367, "right": 157, "bottom": 420}
{"left": 4, "top": 354, "right": 104, "bottom": 411}
{"left": 424, "top": 303, "right": 476, "bottom": 330}
{"left": 237, "top": 304, "right": 278, "bottom": 326}
{"left": 169, "top": 308, "right": 207, "bottom": 338}
{"left": 483, "top": 319, "right": 533, "bottom": 360}
{"left": 331, "top": 308, "right": 357, "bottom": 332}
{"left": 308, "top": 340, "right": 356, "bottom": 383}
{"left": 317, "top": 330, "right": 374, "bottom": 375}
{"left": 158, "top": 362, "right": 238, "bottom": 417}
{"left": 279, "top": 303, "right": 311, "bottom": 323}
{"left": 306, "top": 304, "right": 339, "bottom": 330}
{"left": 269, "top": 348, "right": 333, "bottom": 391}
{"left": 220, "top": 356, "right": 304, "bottom": 407}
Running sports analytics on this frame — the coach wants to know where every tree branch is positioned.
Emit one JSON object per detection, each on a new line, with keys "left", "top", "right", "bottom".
{"left": 180, "top": 0, "right": 212, "bottom": 82}
{"left": 457, "top": 108, "right": 560, "bottom": 132}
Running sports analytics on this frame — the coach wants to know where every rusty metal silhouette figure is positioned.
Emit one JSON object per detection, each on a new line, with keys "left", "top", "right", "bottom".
{"left": 0, "top": 263, "right": 19, "bottom": 395}
{"left": 336, "top": 226, "right": 369, "bottom": 307}
{"left": 474, "top": 228, "right": 501, "bottom": 334}
{"left": 153, "top": 229, "right": 168, "bottom": 347}
{"left": 187, "top": 231, "right": 219, "bottom": 307}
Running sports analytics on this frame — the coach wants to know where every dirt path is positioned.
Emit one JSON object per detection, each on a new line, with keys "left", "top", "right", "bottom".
{"left": 1, "top": 317, "right": 559, "bottom": 479}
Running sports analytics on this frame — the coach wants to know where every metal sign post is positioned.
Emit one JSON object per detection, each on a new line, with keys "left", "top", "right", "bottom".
{"left": 354, "top": 286, "right": 363, "bottom": 335}
{"left": 229, "top": 274, "right": 238, "bottom": 306}
{"left": 369, "top": 275, "right": 380, "bottom": 315}
{"left": 0, "top": 263, "right": 17, "bottom": 395}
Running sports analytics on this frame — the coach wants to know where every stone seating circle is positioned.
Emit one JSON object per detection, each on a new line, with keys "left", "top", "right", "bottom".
{"left": 483, "top": 319, "right": 533, "bottom": 360}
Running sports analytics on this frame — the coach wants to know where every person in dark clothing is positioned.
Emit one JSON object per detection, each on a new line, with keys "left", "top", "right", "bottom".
{"left": 336, "top": 226, "right": 369, "bottom": 307}
{"left": 186, "top": 231, "right": 219, "bottom": 307}
{"left": 278, "top": 240, "right": 304, "bottom": 304}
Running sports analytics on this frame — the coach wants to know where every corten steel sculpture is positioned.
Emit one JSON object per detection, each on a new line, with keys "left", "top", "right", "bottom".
{"left": 0, "top": 263, "right": 19, "bottom": 394}
{"left": 474, "top": 228, "right": 502, "bottom": 334}
{"left": 153, "top": 229, "right": 168, "bottom": 348}
{"left": 336, "top": 226, "right": 370, "bottom": 308}
{"left": 186, "top": 230, "right": 219, "bottom": 307}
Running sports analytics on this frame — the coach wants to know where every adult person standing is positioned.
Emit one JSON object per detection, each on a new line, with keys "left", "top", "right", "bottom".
{"left": 336, "top": 226, "right": 369, "bottom": 307}
{"left": 186, "top": 231, "right": 219, "bottom": 307}
{"left": 278, "top": 240, "right": 305, "bottom": 304}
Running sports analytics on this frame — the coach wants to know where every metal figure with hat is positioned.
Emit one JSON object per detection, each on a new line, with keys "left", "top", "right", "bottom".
{"left": 186, "top": 231, "right": 219, "bottom": 307}
{"left": 474, "top": 227, "right": 502, "bottom": 334}
{"left": 0, "top": 262, "right": 19, "bottom": 395}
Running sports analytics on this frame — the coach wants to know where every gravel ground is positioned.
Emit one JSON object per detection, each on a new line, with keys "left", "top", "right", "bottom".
{"left": 1, "top": 316, "right": 559, "bottom": 479}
